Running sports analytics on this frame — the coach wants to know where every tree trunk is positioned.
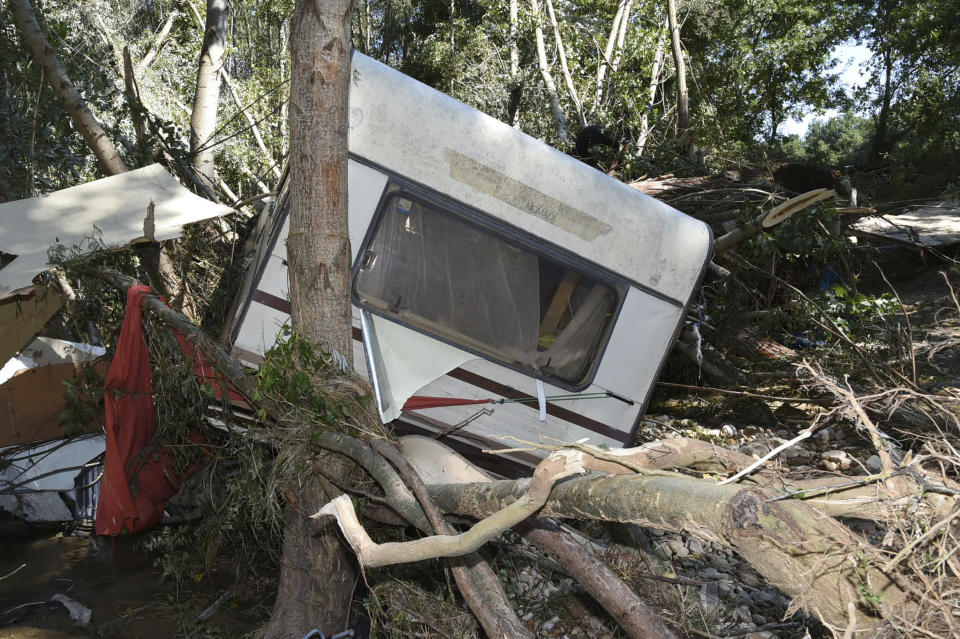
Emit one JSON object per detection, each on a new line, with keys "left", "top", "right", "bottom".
{"left": 8, "top": 0, "right": 126, "bottom": 176}
{"left": 544, "top": 0, "right": 586, "bottom": 127}
{"left": 426, "top": 473, "right": 908, "bottom": 634}
{"left": 665, "top": 0, "right": 691, "bottom": 157}
{"left": 871, "top": 48, "right": 893, "bottom": 162}
{"left": 596, "top": 0, "right": 628, "bottom": 111}
{"left": 264, "top": 0, "right": 357, "bottom": 636}
{"left": 190, "top": 0, "right": 228, "bottom": 189}
{"left": 636, "top": 16, "right": 667, "bottom": 157}
{"left": 531, "top": 0, "right": 568, "bottom": 141}
{"left": 507, "top": 0, "right": 521, "bottom": 127}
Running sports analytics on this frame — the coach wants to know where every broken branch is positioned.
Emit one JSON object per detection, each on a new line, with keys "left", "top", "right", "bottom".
{"left": 315, "top": 451, "right": 585, "bottom": 566}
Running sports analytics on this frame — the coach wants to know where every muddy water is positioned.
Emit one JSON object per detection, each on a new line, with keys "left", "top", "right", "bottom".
{"left": 0, "top": 532, "right": 257, "bottom": 638}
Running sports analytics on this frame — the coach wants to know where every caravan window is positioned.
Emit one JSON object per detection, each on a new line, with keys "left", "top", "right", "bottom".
{"left": 353, "top": 190, "right": 620, "bottom": 388}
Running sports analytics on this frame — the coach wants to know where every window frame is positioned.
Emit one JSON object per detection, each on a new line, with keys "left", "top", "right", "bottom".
{"left": 351, "top": 179, "right": 628, "bottom": 392}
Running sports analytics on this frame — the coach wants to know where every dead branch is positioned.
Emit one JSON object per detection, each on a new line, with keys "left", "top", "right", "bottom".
{"left": 122, "top": 47, "right": 147, "bottom": 150}
{"left": 90, "top": 269, "right": 935, "bottom": 636}
{"left": 315, "top": 451, "right": 585, "bottom": 566}
{"left": 517, "top": 518, "right": 677, "bottom": 639}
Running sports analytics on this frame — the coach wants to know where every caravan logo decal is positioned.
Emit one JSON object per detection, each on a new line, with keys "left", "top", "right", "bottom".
{"left": 444, "top": 149, "right": 611, "bottom": 242}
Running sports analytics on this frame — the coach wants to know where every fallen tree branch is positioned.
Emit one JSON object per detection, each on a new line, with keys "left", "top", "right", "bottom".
{"left": 517, "top": 518, "right": 677, "bottom": 639}
{"left": 89, "top": 269, "right": 932, "bottom": 636}
{"left": 315, "top": 451, "right": 585, "bottom": 566}
{"left": 425, "top": 472, "right": 907, "bottom": 632}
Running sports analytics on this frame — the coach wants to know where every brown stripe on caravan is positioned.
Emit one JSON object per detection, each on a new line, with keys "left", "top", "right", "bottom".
{"left": 394, "top": 419, "right": 535, "bottom": 478}
{"left": 445, "top": 368, "right": 626, "bottom": 441}
{"left": 399, "top": 410, "right": 543, "bottom": 467}
{"left": 345, "top": 323, "right": 626, "bottom": 442}
{"left": 253, "top": 289, "right": 291, "bottom": 314}
{"left": 232, "top": 346, "right": 265, "bottom": 365}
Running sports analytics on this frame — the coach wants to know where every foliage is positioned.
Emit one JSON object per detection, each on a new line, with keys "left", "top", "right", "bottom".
{"left": 57, "top": 363, "right": 106, "bottom": 437}
{"left": 817, "top": 284, "right": 898, "bottom": 336}
{"left": 800, "top": 113, "right": 874, "bottom": 167}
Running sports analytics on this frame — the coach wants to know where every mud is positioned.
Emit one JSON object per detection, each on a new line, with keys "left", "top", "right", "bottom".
{"left": 0, "top": 531, "right": 260, "bottom": 638}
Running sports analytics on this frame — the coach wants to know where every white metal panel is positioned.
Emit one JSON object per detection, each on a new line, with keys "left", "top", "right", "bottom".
{"left": 410, "top": 359, "right": 626, "bottom": 447}
{"left": 0, "top": 164, "right": 231, "bottom": 293}
{"left": 0, "top": 434, "right": 105, "bottom": 522}
{"left": 368, "top": 314, "right": 474, "bottom": 422}
{"left": 347, "top": 160, "right": 390, "bottom": 260}
{"left": 271, "top": 217, "right": 290, "bottom": 261}
{"left": 348, "top": 53, "right": 710, "bottom": 302}
{"left": 591, "top": 288, "right": 683, "bottom": 401}
{"left": 233, "top": 301, "right": 291, "bottom": 363}
{"left": 258, "top": 254, "right": 289, "bottom": 301}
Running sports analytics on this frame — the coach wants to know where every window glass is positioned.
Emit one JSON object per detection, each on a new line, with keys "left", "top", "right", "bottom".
{"left": 353, "top": 192, "right": 619, "bottom": 386}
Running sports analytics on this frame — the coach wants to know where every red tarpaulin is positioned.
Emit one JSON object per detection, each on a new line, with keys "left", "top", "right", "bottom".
{"left": 95, "top": 285, "right": 215, "bottom": 535}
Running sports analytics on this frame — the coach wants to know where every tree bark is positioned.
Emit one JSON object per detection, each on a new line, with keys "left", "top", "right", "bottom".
{"left": 285, "top": 2, "right": 354, "bottom": 360}
{"left": 370, "top": 441, "right": 534, "bottom": 639}
{"left": 544, "top": 0, "right": 586, "bottom": 127}
{"left": 426, "top": 473, "right": 908, "bottom": 634}
{"left": 517, "top": 519, "right": 676, "bottom": 639}
{"left": 636, "top": 16, "right": 667, "bottom": 157}
{"left": 138, "top": 11, "right": 178, "bottom": 71}
{"left": 507, "top": 0, "right": 521, "bottom": 127}
{"left": 596, "top": 0, "right": 633, "bottom": 112}
{"left": 122, "top": 47, "right": 147, "bottom": 152}
{"left": 596, "top": 0, "right": 628, "bottom": 111}
{"left": 531, "top": 0, "right": 568, "bottom": 141}
{"left": 190, "top": 0, "right": 228, "bottom": 189}
{"left": 8, "top": 0, "right": 126, "bottom": 176}
{"left": 264, "top": 0, "right": 357, "bottom": 636}
{"left": 871, "top": 48, "right": 893, "bottom": 162}
{"left": 665, "top": 0, "right": 691, "bottom": 158}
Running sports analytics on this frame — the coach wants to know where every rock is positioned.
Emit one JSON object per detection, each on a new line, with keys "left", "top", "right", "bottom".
{"left": 739, "top": 571, "right": 763, "bottom": 588}
{"left": 820, "top": 449, "right": 852, "bottom": 471}
{"left": 543, "top": 616, "right": 560, "bottom": 631}
{"left": 654, "top": 541, "right": 673, "bottom": 560}
{"left": 698, "top": 567, "right": 722, "bottom": 580}
{"left": 667, "top": 538, "right": 689, "bottom": 558}
{"left": 721, "top": 424, "right": 737, "bottom": 437}
{"left": 732, "top": 605, "right": 752, "bottom": 623}
{"left": 865, "top": 454, "right": 883, "bottom": 473}
{"left": 741, "top": 442, "right": 771, "bottom": 457}
{"left": 816, "top": 427, "right": 836, "bottom": 445}
{"left": 687, "top": 538, "right": 704, "bottom": 555}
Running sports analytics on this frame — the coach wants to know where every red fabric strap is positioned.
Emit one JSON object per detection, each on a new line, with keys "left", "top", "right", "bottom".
{"left": 402, "top": 395, "right": 493, "bottom": 411}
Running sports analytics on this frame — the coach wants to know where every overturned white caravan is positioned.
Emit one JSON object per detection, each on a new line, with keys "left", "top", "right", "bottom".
{"left": 228, "top": 52, "right": 712, "bottom": 476}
